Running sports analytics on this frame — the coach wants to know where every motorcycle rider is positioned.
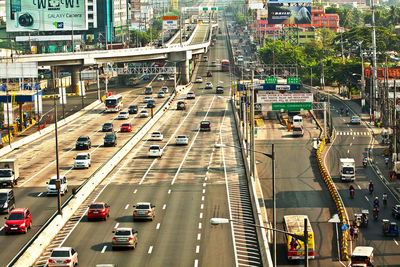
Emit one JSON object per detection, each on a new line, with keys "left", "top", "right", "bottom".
{"left": 373, "top": 206, "right": 379, "bottom": 219}
{"left": 363, "top": 156, "right": 368, "bottom": 167}
{"left": 383, "top": 193, "right": 388, "bottom": 206}
{"left": 368, "top": 181, "right": 374, "bottom": 195}
{"left": 349, "top": 184, "right": 355, "bottom": 198}
{"left": 374, "top": 196, "right": 380, "bottom": 208}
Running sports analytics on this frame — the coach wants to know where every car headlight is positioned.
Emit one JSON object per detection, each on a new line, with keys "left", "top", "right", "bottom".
{"left": 20, "top": 223, "right": 25, "bottom": 227}
{"left": 2, "top": 202, "right": 7, "bottom": 208}
{"left": 4, "top": 223, "right": 8, "bottom": 227}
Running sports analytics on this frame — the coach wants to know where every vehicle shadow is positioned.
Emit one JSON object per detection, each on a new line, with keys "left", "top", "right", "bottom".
{"left": 115, "top": 215, "right": 133, "bottom": 223}
{"left": 91, "top": 242, "right": 111, "bottom": 252}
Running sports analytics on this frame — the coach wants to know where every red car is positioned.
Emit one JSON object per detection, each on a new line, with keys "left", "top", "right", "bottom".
{"left": 87, "top": 203, "right": 110, "bottom": 221}
{"left": 4, "top": 208, "right": 32, "bottom": 234}
{"left": 120, "top": 123, "right": 132, "bottom": 132}
{"left": 207, "top": 71, "right": 213, "bottom": 77}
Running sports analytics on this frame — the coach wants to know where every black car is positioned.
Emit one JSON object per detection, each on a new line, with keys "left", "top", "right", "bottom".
{"left": 76, "top": 136, "right": 91, "bottom": 150}
{"left": 216, "top": 86, "right": 224, "bottom": 94}
{"left": 200, "top": 121, "right": 211, "bottom": 132}
{"left": 142, "top": 75, "right": 150, "bottom": 81}
{"left": 392, "top": 205, "right": 400, "bottom": 219}
{"left": 0, "top": 189, "right": 15, "bottom": 213}
{"left": 104, "top": 132, "right": 117, "bottom": 147}
{"left": 102, "top": 122, "right": 113, "bottom": 132}
{"left": 128, "top": 105, "right": 138, "bottom": 114}
{"left": 147, "top": 100, "right": 156, "bottom": 108}
{"left": 177, "top": 101, "right": 186, "bottom": 110}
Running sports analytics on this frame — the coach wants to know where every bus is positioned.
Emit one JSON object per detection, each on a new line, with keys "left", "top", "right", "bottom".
{"left": 105, "top": 94, "right": 123, "bottom": 112}
{"left": 283, "top": 215, "right": 315, "bottom": 260}
{"left": 221, "top": 60, "right": 230, "bottom": 72}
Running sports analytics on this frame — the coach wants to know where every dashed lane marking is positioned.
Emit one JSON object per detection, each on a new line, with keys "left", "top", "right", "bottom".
{"left": 101, "top": 246, "right": 107, "bottom": 253}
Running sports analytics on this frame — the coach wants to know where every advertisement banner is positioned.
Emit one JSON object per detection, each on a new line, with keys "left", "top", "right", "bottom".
{"left": 34, "top": 93, "right": 43, "bottom": 114}
{"left": 0, "top": 62, "right": 38, "bottom": 78}
{"left": 4, "top": 103, "right": 13, "bottom": 125}
{"left": 257, "top": 93, "right": 313, "bottom": 104}
{"left": 268, "top": 4, "right": 311, "bottom": 25}
{"left": 6, "top": 0, "right": 87, "bottom": 32}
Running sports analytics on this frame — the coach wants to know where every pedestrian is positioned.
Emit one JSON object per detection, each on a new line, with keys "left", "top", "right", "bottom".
{"left": 350, "top": 225, "right": 354, "bottom": 240}
{"left": 389, "top": 169, "right": 393, "bottom": 179}
{"left": 392, "top": 172, "right": 396, "bottom": 181}
{"left": 385, "top": 156, "right": 389, "bottom": 166}
{"left": 353, "top": 225, "right": 359, "bottom": 241}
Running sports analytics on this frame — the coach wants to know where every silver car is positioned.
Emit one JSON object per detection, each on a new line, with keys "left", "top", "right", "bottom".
{"left": 133, "top": 202, "right": 155, "bottom": 221}
{"left": 140, "top": 110, "right": 149, "bottom": 118}
{"left": 112, "top": 228, "right": 138, "bottom": 249}
{"left": 176, "top": 135, "right": 189, "bottom": 145}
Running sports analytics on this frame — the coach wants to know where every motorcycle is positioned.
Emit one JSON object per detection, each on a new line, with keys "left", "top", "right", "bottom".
{"left": 373, "top": 208, "right": 379, "bottom": 220}
{"left": 363, "top": 160, "right": 367, "bottom": 168}
{"left": 383, "top": 193, "right": 388, "bottom": 207}
{"left": 350, "top": 188, "right": 355, "bottom": 199}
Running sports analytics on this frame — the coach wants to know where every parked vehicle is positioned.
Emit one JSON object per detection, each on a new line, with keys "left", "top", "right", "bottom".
{"left": 0, "top": 159, "right": 19, "bottom": 187}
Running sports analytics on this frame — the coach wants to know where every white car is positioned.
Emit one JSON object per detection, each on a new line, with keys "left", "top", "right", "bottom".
{"left": 211, "top": 61, "right": 217, "bottom": 67}
{"left": 168, "top": 75, "right": 175, "bottom": 81}
{"left": 148, "top": 145, "right": 163, "bottom": 158}
{"left": 157, "top": 75, "right": 165, "bottom": 81}
{"left": 74, "top": 152, "right": 91, "bottom": 169}
{"left": 187, "top": 92, "right": 195, "bottom": 99}
{"left": 140, "top": 110, "right": 149, "bottom": 118}
{"left": 143, "top": 96, "right": 153, "bottom": 103}
{"left": 47, "top": 175, "right": 68, "bottom": 196}
{"left": 292, "top": 126, "right": 304, "bottom": 137}
{"left": 351, "top": 115, "right": 361, "bottom": 124}
{"left": 48, "top": 247, "right": 78, "bottom": 267}
{"left": 176, "top": 135, "right": 189, "bottom": 145}
{"left": 151, "top": 131, "right": 164, "bottom": 141}
{"left": 161, "top": 86, "right": 169, "bottom": 93}
{"left": 118, "top": 111, "right": 129, "bottom": 120}
{"left": 157, "top": 91, "right": 165, "bottom": 98}
{"left": 195, "top": 77, "right": 203, "bottom": 83}
{"left": 205, "top": 82, "right": 213, "bottom": 89}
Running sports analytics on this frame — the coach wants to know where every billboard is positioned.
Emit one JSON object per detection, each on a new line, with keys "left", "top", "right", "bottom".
{"left": 268, "top": 4, "right": 311, "bottom": 25}
{"left": 257, "top": 93, "right": 313, "bottom": 104}
{"left": 6, "top": 0, "right": 87, "bottom": 32}
{"left": 163, "top": 16, "right": 178, "bottom": 30}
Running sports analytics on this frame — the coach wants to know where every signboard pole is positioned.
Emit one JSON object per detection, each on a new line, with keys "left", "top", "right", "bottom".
{"left": 6, "top": 63, "right": 11, "bottom": 147}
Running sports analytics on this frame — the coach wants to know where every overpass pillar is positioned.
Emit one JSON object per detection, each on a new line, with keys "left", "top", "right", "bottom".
{"left": 70, "top": 66, "right": 81, "bottom": 94}
{"left": 168, "top": 51, "right": 192, "bottom": 85}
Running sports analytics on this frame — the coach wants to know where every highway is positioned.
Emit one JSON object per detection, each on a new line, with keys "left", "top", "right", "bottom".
{"left": 324, "top": 97, "right": 400, "bottom": 266}
{"left": 27, "top": 21, "right": 258, "bottom": 267}
{"left": 0, "top": 72, "right": 175, "bottom": 264}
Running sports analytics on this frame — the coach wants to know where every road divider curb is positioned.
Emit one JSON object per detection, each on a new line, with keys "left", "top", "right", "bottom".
{"left": 0, "top": 100, "right": 102, "bottom": 158}
{"left": 11, "top": 84, "right": 192, "bottom": 267}
{"left": 311, "top": 111, "right": 350, "bottom": 261}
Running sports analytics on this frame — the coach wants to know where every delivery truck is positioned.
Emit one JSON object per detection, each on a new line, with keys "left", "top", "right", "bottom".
{"left": 0, "top": 159, "right": 19, "bottom": 187}
{"left": 340, "top": 158, "right": 355, "bottom": 181}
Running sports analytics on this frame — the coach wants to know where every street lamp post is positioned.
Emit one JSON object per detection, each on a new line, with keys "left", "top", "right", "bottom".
{"left": 53, "top": 93, "right": 62, "bottom": 216}
{"left": 210, "top": 217, "right": 309, "bottom": 267}
{"left": 215, "top": 143, "right": 277, "bottom": 265}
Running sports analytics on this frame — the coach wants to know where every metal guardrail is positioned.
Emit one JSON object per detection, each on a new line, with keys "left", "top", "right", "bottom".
{"left": 6, "top": 91, "right": 176, "bottom": 267}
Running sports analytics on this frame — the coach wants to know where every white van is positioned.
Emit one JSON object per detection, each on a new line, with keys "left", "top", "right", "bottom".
{"left": 47, "top": 176, "right": 68, "bottom": 196}
{"left": 293, "top": 115, "right": 303, "bottom": 127}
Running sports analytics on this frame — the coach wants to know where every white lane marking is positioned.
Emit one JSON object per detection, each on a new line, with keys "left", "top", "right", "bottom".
{"left": 101, "top": 246, "right": 107, "bottom": 253}
{"left": 203, "top": 182, "right": 206, "bottom": 187}
{"left": 200, "top": 212, "right": 203, "bottom": 219}
{"left": 201, "top": 196, "right": 205, "bottom": 201}
{"left": 365, "top": 196, "right": 369, "bottom": 202}
{"left": 37, "top": 192, "right": 43, "bottom": 197}
{"left": 350, "top": 143, "right": 352, "bottom": 146}
{"left": 198, "top": 223, "right": 202, "bottom": 229}
{"left": 170, "top": 96, "right": 216, "bottom": 185}
{"left": 200, "top": 204, "right": 204, "bottom": 209}
{"left": 168, "top": 189, "right": 171, "bottom": 194}
{"left": 0, "top": 227, "right": 4, "bottom": 232}
{"left": 194, "top": 259, "right": 199, "bottom": 267}
{"left": 140, "top": 96, "right": 203, "bottom": 184}
{"left": 162, "top": 204, "right": 166, "bottom": 210}
{"left": 202, "top": 189, "right": 205, "bottom": 194}
{"left": 125, "top": 204, "right": 129, "bottom": 210}
{"left": 353, "top": 136, "right": 355, "bottom": 140}
{"left": 114, "top": 223, "right": 119, "bottom": 229}
{"left": 394, "top": 239, "right": 399, "bottom": 246}
{"left": 197, "top": 233, "right": 201, "bottom": 240}
{"left": 19, "top": 96, "right": 142, "bottom": 187}
{"left": 156, "top": 223, "right": 161, "bottom": 229}
{"left": 133, "top": 189, "right": 137, "bottom": 194}
{"left": 148, "top": 246, "right": 153, "bottom": 254}
{"left": 196, "top": 245, "right": 200, "bottom": 253}
{"left": 357, "top": 185, "right": 362, "bottom": 190}
{"left": 347, "top": 150, "right": 350, "bottom": 153}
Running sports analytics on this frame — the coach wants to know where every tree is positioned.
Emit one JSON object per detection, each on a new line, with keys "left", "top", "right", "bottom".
{"left": 236, "top": 14, "right": 246, "bottom": 25}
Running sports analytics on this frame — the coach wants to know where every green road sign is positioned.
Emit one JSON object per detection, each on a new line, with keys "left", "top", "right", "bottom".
{"left": 265, "top": 77, "right": 277, "bottom": 84}
{"left": 203, "top": 7, "right": 208, "bottom": 10}
{"left": 211, "top": 7, "right": 217, "bottom": 10}
{"left": 272, "top": 102, "right": 312, "bottom": 111}
{"left": 287, "top": 77, "right": 300, "bottom": 84}
{"left": 218, "top": 7, "right": 224, "bottom": 10}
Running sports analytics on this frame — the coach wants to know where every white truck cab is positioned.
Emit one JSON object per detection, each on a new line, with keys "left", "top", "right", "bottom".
{"left": 293, "top": 115, "right": 303, "bottom": 127}
{"left": 0, "top": 159, "right": 19, "bottom": 187}
{"left": 47, "top": 175, "right": 68, "bottom": 196}
{"left": 340, "top": 158, "right": 356, "bottom": 181}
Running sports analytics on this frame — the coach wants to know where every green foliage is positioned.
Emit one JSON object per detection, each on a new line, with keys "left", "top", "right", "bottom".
{"left": 236, "top": 14, "right": 246, "bottom": 25}
{"left": 153, "top": 18, "right": 162, "bottom": 32}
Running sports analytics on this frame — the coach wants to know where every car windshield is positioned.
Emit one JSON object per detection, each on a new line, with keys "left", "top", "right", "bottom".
{"left": 152, "top": 132, "right": 161, "bottom": 136}
{"left": 76, "top": 155, "right": 88, "bottom": 160}
{"left": 177, "top": 135, "right": 186, "bottom": 138}
{"left": 0, "top": 170, "right": 12, "bottom": 177}
{"left": 343, "top": 167, "right": 354, "bottom": 174}
{"left": 120, "top": 112, "right": 127, "bottom": 115}
{"left": 115, "top": 230, "right": 131, "bottom": 236}
{"left": 0, "top": 193, "right": 7, "bottom": 201}
{"left": 89, "top": 204, "right": 104, "bottom": 209}
{"left": 51, "top": 250, "right": 70, "bottom": 258}
{"left": 121, "top": 124, "right": 130, "bottom": 127}
{"left": 201, "top": 121, "right": 210, "bottom": 125}
{"left": 105, "top": 135, "right": 115, "bottom": 139}
{"left": 48, "top": 179, "right": 57, "bottom": 185}
{"left": 141, "top": 110, "right": 147, "bottom": 113}
{"left": 129, "top": 105, "right": 137, "bottom": 109}
{"left": 8, "top": 212, "right": 24, "bottom": 220}
{"left": 103, "top": 123, "right": 112, "bottom": 127}
{"left": 77, "top": 137, "right": 88, "bottom": 142}
{"left": 150, "top": 146, "right": 159, "bottom": 150}
{"left": 136, "top": 204, "right": 150, "bottom": 209}
{"left": 396, "top": 207, "right": 400, "bottom": 212}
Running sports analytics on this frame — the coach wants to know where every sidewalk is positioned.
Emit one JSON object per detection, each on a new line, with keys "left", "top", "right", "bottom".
{"left": 327, "top": 91, "right": 400, "bottom": 200}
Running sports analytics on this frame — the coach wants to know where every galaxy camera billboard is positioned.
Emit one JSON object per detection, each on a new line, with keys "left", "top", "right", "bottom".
{"left": 6, "top": 0, "right": 87, "bottom": 32}
{"left": 268, "top": 4, "right": 311, "bottom": 25}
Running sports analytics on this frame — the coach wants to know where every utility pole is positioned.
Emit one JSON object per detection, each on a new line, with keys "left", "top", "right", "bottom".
{"left": 371, "top": 0, "right": 378, "bottom": 119}
{"left": 394, "top": 80, "right": 397, "bottom": 156}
